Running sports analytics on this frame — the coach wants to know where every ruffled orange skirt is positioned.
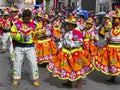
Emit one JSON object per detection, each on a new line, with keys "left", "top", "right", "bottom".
{"left": 47, "top": 47, "right": 94, "bottom": 81}
{"left": 36, "top": 38, "right": 57, "bottom": 64}
{"left": 95, "top": 43, "right": 120, "bottom": 75}
{"left": 84, "top": 40, "right": 98, "bottom": 56}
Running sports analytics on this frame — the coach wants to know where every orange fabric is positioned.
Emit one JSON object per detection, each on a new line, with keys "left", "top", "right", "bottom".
{"left": 84, "top": 40, "right": 98, "bottom": 56}
{"left": 53, "top": 27, "right": 62, "bottom": 39}
{"left": 36, "top": 38, "right": 57, "bottom": 64}
{"left": 95, "top": 45, "right": 120, "bottom": 75}
{"left": 47, "top": 47, "right": 94, "bottom": 81}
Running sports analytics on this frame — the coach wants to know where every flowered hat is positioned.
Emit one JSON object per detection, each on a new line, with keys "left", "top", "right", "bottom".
{"left": 37, "top": 12, "right": 43, "bottom": 18}
{"left": 3, "top": 8, "right": 10, "bottom": 15}
{"left": 112, "top": 6, "right": 120, "bottom": 18}
{"left": 105, "top": 14, "right": 110, "bottom": 18}
{"left": 86, "top": 17, "right": 94, "bottom": 24}
{"left": 65, "top": 14, "right": 77, "bottom": 24}
{"left": 3, "top": 11, "right": 9, "bottom": 16}
{"left": 4, "top": 7, "right": 11, "bottom": 12}
{"left": 10, "top": 6, "right": 18, "bottom": 12}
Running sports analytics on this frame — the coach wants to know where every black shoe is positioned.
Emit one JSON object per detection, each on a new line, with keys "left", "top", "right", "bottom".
{"left": 106, "top": 79, "right": 115, "bottom": 83}
{"left": 38, "top": 63, "right": 48, "bottom": 67}
{"left": 106, "top": 76, "right": 116, "bottom": 83}
{"left": 62, "top": 81, "right": 72, "bottom": 87}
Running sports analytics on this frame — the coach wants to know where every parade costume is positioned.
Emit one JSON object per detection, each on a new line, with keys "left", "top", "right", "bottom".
{"left": 9, "top": 6, "right": 19, "bottom": 62}
{"left": 35, "top": 12, "right": 57, "bottom": 64}
{"left": 100, "top": 14, "right": 112, "bottom": 39}
{"left": 83, "top": 18, "right": 99, "bottom": 57}
{"left": 1, "top": 12, "right": 12, "bottom": 53}
{"left": 35, "top": 24, "right": 57, "bottom": 64}
{"left": 10, "top": 9, "right": 39, "bottom": 86}
{"left": 77, "top": 19, "right": 85, "bottom": 30}
{"left": 47, "top": 23, "right": 94, "bottom": 81}
{"left": 76, "top": 12, "right": 85, "bottom": 30}
{"left": 52, "top": 18, "right": 63, "bottom": 40}
{"left": 95, "top": 7, "right": 120, "bottom": 77}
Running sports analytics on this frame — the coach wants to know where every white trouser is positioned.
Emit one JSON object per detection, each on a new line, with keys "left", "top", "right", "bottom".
{"left": 2, "top": 32, "right": 14, "bottom": 60}
{"left": 2, "top": 32, "right": 13, "bottom": 51}
{"left": 13, "top": 47, "right": 39, "bottom": 80}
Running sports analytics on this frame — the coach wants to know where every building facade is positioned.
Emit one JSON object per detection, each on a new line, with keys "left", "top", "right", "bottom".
{"left": 0, "top": 0, "right": 118, "bottom": 12}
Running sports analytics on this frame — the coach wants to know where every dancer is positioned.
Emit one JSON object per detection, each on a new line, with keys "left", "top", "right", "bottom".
{"left": 10, "top": 9, "right": 39, "bottom": 86}
{"left": 47, "top": 17, "right": 94, "bottom": 88}
{"left": 35, "top": 12, "right": 57, "bottom": 64}
{"left": 83, "top": 17, "right": 99, "bottom": 58}
{"left": 95, "top": 6, "right": 120, "bottom": 82}
{"left": 1, "top": 11, "right": 11, "bottom": 53}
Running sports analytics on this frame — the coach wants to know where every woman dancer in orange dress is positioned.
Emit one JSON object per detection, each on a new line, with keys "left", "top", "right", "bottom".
{"left": 35, "top": 12, "right": 57, "bottom": 64}
{"left": 47, "top": 19, "right": 94, "bottom": 88}
{"left": 83, "top": 17, "right": 99, "bottom": 62}
{"left": 95, "top": 7, "right": 120, "bottom": 82}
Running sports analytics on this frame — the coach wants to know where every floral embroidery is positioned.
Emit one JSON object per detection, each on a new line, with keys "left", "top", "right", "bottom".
{"left": 49, "top": 55, "right": 52, "bottom": 59}
{"left": 44, "top": 42, "right": 48, "bottom": 46}
{"left": 48, "top": 62, "right": 54, "bottom": 70}
{"left": 80, "top": 69, "right": 86, "bottom": 76}
{"left": 38, "top": 57, "right": 42, "bottom": 62}
{"left": 103, "top": 66, "right": 109, "bottom": 72}
{"left": 97, "top": 63, "right": 101, "bottom": 69}
{"left": 60, "top": 69, "right": 67, "bottom": 78}
{"left": 84, "top": 66, "right": 90, "bottom": 72}
{"left": 110, "top": 58, "right": 117, "bottom": 64}
{"left": 111, "top": 66, "right": 117, "bottom": 73}
{"left": 77, "top": 59, "right": 82, "bottom": 65}
{"left": 44, "top": 56, "right": 49, "bottom": 61}
{"left": 61, "top": 60, "right": 67, "bottom": 66}
{"left": 69, "top": 71, "right": 77, "bottom": 79}
{"left": 53, "top": 67, "right": 59, "bottom": 75}
{"left": 111, "top": 26, "right": 120, "bottom": 36}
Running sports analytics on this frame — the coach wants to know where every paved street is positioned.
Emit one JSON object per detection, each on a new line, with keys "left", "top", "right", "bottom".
{"left": 0, "top": 38, "right": 120, "bottom": 90}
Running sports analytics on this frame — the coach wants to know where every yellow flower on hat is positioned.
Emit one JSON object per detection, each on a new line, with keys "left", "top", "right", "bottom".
{"left": 37, "top": 12, "right": 43, "bottom": 17}
{"left": 66, "top": 14, "right": 77, "bottom": 24}
{"left": 10, "top": 6, "right": 18, "bottom": 12}
{"left": 86, "top": 17, "right": 94, "bottom": 24}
